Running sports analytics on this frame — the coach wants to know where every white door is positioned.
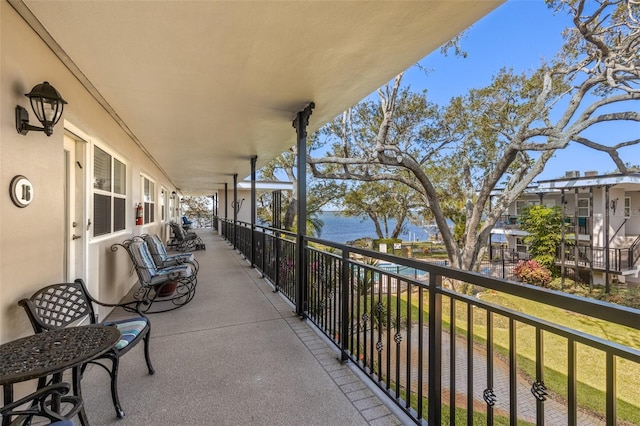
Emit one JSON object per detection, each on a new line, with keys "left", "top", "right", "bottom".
{"left": 64, "top": 134, "right": 86, "bottom": 282}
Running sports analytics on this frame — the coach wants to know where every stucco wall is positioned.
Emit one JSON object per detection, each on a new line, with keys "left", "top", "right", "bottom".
{"left": 219, "top": 188, "right": 254, "bottom": 224}
{"left": 1, "top": 3, "right": 178, "bottom": 342}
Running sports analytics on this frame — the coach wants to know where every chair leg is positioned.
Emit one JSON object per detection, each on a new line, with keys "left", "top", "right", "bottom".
{"left": 109, "top": 357, "right": 125, "bottom": 418}
{"left": 144, "top": 331, "right": 155, "bottom": 375}
{"left": 72, "top": 366, "right": 90, "bottom": 426}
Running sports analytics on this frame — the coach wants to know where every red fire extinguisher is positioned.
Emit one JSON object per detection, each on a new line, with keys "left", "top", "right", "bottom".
{"left": 135, "top": 203, "right": 144, "bottom": 225}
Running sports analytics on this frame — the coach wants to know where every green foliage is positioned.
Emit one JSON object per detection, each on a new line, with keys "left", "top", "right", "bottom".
{"left": 373, "top": 238, "right": 401, "bottom": 253}
{"left": 514, "top": 259, "right": 552, "bottom": 287}
{"left": 342, "top": 180, "right": 421, "bottom": 239}
{"left": 308, "top": 0, "right": 640, "bottom": 272}
{"left": 181, "top": 196, "right": 211, "bottom": 222}
{"left": 518, "top": 205, "right": 562, "bottom": 270}
{"left": 257, "top": 135, "right": 344, "bottom": 235}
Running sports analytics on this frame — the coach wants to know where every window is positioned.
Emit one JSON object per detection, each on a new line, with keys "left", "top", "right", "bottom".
{"left": 624, "top": 197, "right": 631, "bottom": 218}
{"left": 515, "top": 200, "right": 535, "bottom": 216}
{"left": 160, "top": 188, "right": 167, "bottom": 222}
{"left": 93, "top": 146, "right": 126, "bottom": 237}
{"left": 516, "top": 237, "right": 528, "bottom": 254}
{"left": 142, "top": 175, "right": 155, "bottom": 224}
{"left": 577, "top": 198, "right": 589, "bottom": 217}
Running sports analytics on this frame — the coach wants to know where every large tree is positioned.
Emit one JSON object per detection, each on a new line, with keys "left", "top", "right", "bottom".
{"left": 308, "top": 0, "right": 640, "bottom": 272}
{"left": 342, "top": 179, "right": 423, "bottom": 239}
{"left": 181, "top": 196, "right": 212, "bottom": 227}
{"left": 259, "top": 136, "right": 344, "bottom": 235}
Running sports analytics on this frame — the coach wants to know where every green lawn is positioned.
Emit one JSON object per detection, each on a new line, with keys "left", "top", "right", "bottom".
{"left": 386, "top": 291, "right": 640, "bottom": 424}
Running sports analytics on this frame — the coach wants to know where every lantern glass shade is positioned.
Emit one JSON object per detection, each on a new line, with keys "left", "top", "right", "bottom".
{"left": 25, "top": 81, "right": 67, "bottom": 135}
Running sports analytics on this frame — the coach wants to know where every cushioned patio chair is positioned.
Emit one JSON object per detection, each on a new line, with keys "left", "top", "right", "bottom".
{"left": 182, "top": 215, "right": 193, "bottom": 230}
{"left": 0, "top": 382, "right": 82, "bottom": 426}
{"left": 18, "top": 279, "right": 154, "bottom": 419}
{"left": 111, "top": 238, "right": 196, "bottom": 313}
{"left": 168, "top": 221, "right": 204, "bottom": 251}
{"left": 142, "top": 233, "right": 199, "bottom": 274}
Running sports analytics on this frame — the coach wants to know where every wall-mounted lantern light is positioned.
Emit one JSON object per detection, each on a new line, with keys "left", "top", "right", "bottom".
{"left": 170, "top": 191, "right": 177, "bottom": 200}
{"left": 16, "top": 81, "right": 67, "bottom": 136}
{"left": 232, "top": 198, "right": 245, "bottom": 213}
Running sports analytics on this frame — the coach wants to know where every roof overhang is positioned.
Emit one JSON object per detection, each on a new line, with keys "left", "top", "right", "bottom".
{"left": 11, "top": 0, "right": 503, "bottom": 195}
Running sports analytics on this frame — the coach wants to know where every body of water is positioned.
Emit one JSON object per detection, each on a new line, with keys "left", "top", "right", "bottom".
{"left": 315, "top": 211, "right": 443, "bottom": 244}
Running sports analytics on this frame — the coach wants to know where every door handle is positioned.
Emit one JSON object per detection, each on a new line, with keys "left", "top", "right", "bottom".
{"left": 72, "top": 234, "right": 82, "bottom": 240}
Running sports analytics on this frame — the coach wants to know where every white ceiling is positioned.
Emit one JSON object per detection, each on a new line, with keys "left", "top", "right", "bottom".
{"left": 13, "top": 0, "right": 502, "bottom": 195}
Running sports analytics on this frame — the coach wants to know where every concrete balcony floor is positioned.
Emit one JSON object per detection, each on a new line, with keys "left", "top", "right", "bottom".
{"left": 81, "top": 230, "right": 410, "bottom": 426}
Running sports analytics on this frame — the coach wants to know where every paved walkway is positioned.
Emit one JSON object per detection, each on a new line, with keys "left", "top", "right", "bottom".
{"left": 79, "top": 230, "right": 409, "bottom": 425}
{"left": 77, "top": 230, "right": 608, "bottom": 425}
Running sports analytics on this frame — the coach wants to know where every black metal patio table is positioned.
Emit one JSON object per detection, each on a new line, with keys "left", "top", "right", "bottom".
{"left": 0, "top": 325, "right": 120, "bottom": 426}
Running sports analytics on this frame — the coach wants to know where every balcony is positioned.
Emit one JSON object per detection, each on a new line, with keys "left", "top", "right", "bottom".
{"left": 79, "top": 230, "right": 407, "bottom": 425}
{"left": 80, "top": 226, "right": 640, "bottom": 425}
{"left": 556, "top": 246, "right": 635, "bottom": 274}
{"left": 222, "top": 220, "right": 640, "bottom": 425}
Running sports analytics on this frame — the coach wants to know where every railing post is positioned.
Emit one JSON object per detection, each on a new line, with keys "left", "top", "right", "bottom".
{"left": 428, "top": 272, "right": 442, "bottom": 425}
{"left": 295, "top": 234, "right": 307, "bottom": 317}
{"left": 260, "top": 229, "right": 266, "bottom": 278}
{"left": 340, "top": 248, "right": 350, "bottom": 362}
{"left": 274, "top": 233, "right": 281, "bottom": 293}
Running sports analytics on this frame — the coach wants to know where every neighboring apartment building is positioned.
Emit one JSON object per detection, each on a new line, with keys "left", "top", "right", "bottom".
{"left": 491, "top": 171, "right": 640, "bottom": 287}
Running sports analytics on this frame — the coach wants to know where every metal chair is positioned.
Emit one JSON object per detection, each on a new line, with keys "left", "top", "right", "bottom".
{"left": 0, "top": 382, "right": 82, "bottom": 426}
{"left": 168, "top": 221, "right": 204, "bottom": 251}
{"left": 142, "top": 233, "right": 199, "bottom": 274}
{"left": 181, "top": 215, "right": 193, "bottom": 231}
{"left": 111, "top": 238, "right": 196, "bottom": 313}
{"left": 18, "top": 279, "right": 155, "bottom": 419}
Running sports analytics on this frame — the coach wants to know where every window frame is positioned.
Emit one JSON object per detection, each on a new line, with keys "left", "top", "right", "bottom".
{"left": 624, "top": 196, "right": 631, "bottom": 218}
{"left": 160, "top": 187, "right": 167, "bottom": 222}
{"left": 577, "top": 198, "right": 590, "bottom": 217}
{"left": 92, "top": 144, "right": 128, "bottom": 238}
{"left": 141, "top": 174, "right": 156, "bottom": 225}
{"left": 515, "top": 199, "right": 536, "bottom": 216}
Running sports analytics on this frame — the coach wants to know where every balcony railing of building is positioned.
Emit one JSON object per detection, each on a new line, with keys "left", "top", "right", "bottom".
{"left": 495, "top": 215, "right": 592, "bottom": 236}
{"left": 219, "top": 218, "right": 640, "bottom": 426}
{"left": 556, "top": 246, "right": 634, "bottom": 273}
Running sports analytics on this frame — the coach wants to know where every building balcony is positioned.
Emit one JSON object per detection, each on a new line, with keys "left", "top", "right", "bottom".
{"left": 80, "top": 226, "right": 640, "bottom": 425}
{"left": 79, "top": 230, "right": 407, "bottom": 425}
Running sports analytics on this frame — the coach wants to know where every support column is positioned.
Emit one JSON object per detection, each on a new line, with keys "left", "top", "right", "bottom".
{"left": 293, "top": 102, "right": 314, "bottom": 318}
{"left": 224, "top": 183, "right": 228, "bottom": 219}
{"left": 250, "top": 156, "right": 257, "bottom": 268}
{"left": 273, "top": 190, "right": 282, "bottom": 292}
{"left": 561, "top": 189, "right": 566, "bottom": 289}
{"left": 224, "top": 183, "right": 228, "bottom": 239}
{"left": 605, "top": 186, "right": 610, "bottom": 293}
{"left": 211, "top": 194, "right": 215, "bottom": 231}
{"left": 233, "top": 173, "right": 238, "bottom": 249}
{"left": 273, "top": 190, "right": 282, "bottom": 229}
{"left": 589, "top": 187, "right": 594, "bottom": 291}
{"left": 574, "top": 188, "right": 579, "bottom": 287}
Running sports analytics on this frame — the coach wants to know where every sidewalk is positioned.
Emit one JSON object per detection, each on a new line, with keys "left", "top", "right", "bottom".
{"left": 79, "top": 230, "right": 409, "bottom": 425}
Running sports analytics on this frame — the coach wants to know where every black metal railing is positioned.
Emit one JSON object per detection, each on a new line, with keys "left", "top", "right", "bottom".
{"left": 630, "top": 234, "right": 640, "bottom": 268}
{"left": 562, "top": 216, "right": 591, "bottom": 235}
{"left": 220, "top": 219, "right": 640, "bottom": 425}
{"left": 557, "top": 246, "right": 634, "bottom": 272}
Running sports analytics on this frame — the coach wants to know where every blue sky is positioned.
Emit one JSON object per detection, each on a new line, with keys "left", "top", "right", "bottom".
{"left": 398, "top": 0, "right": 639, "bottom": 181}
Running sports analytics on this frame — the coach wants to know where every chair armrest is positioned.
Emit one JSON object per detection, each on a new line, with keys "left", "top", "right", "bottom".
{"left": 0, "top": 382, "right": 82, "bottom": 423}
{"left": 73, "top": 279, "right": 147, "bottom": 316}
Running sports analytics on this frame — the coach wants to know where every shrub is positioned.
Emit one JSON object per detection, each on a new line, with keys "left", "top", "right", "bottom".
{"left": 514, "top": 260, "right": 551, "bottom": 287}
